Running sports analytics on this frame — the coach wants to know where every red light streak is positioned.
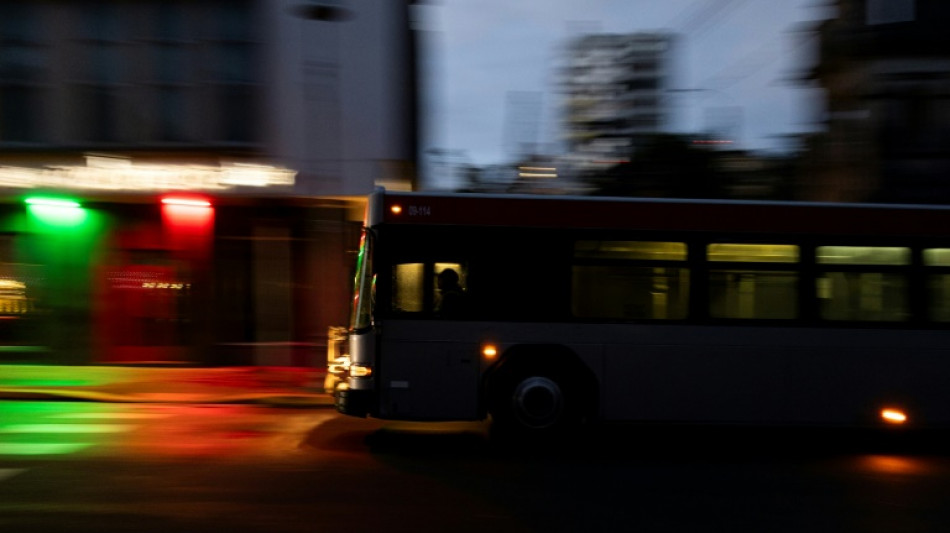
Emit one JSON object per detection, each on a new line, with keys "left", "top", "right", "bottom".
{"left": 161, "top": 197, "right": 212, "bottom": 208}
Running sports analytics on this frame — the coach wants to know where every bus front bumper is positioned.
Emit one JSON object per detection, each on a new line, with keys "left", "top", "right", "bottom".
{"left": 334, "top": 387, "right": 372, "bottom": 417}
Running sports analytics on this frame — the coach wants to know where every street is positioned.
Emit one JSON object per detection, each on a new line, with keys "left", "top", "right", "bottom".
{"left": 3, "top": 401, "right": 950, "bottom": 532}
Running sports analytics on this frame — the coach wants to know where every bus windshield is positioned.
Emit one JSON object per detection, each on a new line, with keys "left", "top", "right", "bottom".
{"left": 349, "top": 229, "right": 374, "bottom": 332}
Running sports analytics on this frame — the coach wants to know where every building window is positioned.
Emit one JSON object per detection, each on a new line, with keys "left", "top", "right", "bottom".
{"left": 150, "top": 3, "right": 193, "bottom": 143}
{"left": 203, "top": 0, "right": 260, "bottom": 144}
{"left": 867, "top": 0, "right": 915, "bottom": 25}
{"left": 0, "top": 85, "right": 42, "bottom": 142}
{"left": 218, "top": 84, "right": 257, "bottom": 143}
{"left": 158, "top": 86, "right": 187, "bottom": 142}
{"left": 73, "top": 2, "right": 124, "bottom": 143}
{"left": 0, "top": 235, "right": 43, "bottom": 343}
{"left": 0, "top": 3, "right": 45, "bottom": 143}
{"left": 76, "top": 85, "right": 118, "bottom": 143}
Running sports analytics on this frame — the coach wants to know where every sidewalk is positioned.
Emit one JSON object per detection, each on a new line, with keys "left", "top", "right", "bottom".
{"left": 0, "top": 365, "right": 334, "bottom": 408}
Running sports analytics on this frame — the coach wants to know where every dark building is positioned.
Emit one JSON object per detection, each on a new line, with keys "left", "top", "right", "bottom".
{"left": 0, "top": 0, "right": 419, "bottom": 366}
{"left": 803, "top": 0, "right": 950, "bottom": 203}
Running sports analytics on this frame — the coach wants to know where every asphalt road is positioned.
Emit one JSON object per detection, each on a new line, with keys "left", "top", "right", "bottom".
{"left": 3, "top": 401, "right": 950, "bottom": 532}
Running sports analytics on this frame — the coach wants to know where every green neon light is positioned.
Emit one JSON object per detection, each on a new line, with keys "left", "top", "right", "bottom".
{"left": 24, "top": 197, "right": 82, "bottom": 209}
{"left": 26, "top": 205, "right": 88, "bottom": 226}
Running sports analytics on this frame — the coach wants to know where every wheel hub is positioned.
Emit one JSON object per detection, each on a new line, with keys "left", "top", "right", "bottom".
{"left": 511, "top": 376, "right": 564, "bottom": 429}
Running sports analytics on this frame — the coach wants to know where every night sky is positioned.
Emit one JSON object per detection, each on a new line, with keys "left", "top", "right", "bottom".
{"left": 421, "top": 0, "right": 834, "bottom": 166}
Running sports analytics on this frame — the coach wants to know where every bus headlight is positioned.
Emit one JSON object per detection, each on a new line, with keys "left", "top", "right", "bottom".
{"left": 349, "top": 364, "right": 373, "bottom": 378}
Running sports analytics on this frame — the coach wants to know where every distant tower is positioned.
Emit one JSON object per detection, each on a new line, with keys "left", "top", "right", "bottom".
{"left": 561, "top": 32, "right": 674, "bottom": 166}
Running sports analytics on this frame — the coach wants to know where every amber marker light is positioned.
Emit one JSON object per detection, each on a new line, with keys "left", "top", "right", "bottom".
{"left": 881, "top": 408, "right": 908, "bottom": 425}
{"left": 390, "top": 205, "right": 403, "bottom": 215}
{"left": 482, "top": 344, "right": 498, "bottom": 360}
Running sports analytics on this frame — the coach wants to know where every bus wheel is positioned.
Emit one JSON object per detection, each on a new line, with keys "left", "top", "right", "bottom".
{"left": 490, "top": 367, "right": 582, "bottom": 438}
{"left": 511, "top": 375, "right": 564, "bottom": 429}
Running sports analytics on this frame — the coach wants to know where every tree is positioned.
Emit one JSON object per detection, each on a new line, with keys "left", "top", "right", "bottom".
{"left": 588, "top": 134, "right": 722, "bottom": 198}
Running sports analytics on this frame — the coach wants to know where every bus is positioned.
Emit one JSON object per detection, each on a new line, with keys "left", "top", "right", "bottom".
{"left": 334, "top": 187, "right": 950, "bottom": 435}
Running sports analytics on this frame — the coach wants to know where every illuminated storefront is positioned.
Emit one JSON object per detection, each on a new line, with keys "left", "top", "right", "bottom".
{"left": 1, "top": 156, "right": 363, "bottom": 367}
{"left": 0, "top": 157, "right": 367, "bottom": 366}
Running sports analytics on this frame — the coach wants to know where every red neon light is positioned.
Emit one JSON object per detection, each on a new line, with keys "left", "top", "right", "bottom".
{"left": 161, "top": 197, "right": 212, "bottom": 208}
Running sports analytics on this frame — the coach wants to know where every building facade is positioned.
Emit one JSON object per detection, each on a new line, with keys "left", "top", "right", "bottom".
{"left": 561, "top": 32, "right": 674, "bottom": 169}
{"left": 0, "top": 0, "right": 418, "bottom": 365}
{"left": 802, "top": 0, "right": 950, "bottom": 203}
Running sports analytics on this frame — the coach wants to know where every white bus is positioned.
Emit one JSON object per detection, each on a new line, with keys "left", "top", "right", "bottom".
{"left": 334, "top": 188, "right": 950, "bottom": 435}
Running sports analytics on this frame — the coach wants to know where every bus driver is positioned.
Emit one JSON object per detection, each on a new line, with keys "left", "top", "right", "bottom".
{"left": 436, "top": 268, "right": 467, "bottom": 317}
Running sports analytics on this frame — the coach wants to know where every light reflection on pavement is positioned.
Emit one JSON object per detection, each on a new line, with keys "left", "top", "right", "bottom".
{"left": 0, "top": 401, "right": 333, "bottom": 459}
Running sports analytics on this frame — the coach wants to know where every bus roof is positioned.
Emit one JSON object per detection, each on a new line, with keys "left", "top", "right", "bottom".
{"left": 368, "top": 188, "right": 950, "bottom": 238}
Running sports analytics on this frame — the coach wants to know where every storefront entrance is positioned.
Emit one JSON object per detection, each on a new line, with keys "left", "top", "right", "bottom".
{"left": 97, "top": 252, "right": 194, "bottom": 364}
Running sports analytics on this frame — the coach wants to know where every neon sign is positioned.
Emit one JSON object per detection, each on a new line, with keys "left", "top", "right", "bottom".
{"left": 0, "top": 155, "right": 296, "bottom": 192}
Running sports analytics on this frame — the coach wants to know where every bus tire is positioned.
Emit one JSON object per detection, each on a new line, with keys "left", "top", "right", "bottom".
{"left": 488, "top": 364, "right": 584, "bottom": 440}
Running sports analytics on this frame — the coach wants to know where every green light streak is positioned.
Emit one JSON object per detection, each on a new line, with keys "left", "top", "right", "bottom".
{"left": 26, "top": 204, "right": 88, "bottom": 226}
{"left": 24, "top": 197, "right": 82, "bottom": 209}
{"left": 0, "top": 423, "right": 133, "bottom": 434}
{"left": 0, "top": 402, "right": 92, "bottom": 416}
{"left": 0, "top": 442, "right": 92, "bottom": 455}
{"left": 0, "top": 379, "right": 98, "bottom": 387}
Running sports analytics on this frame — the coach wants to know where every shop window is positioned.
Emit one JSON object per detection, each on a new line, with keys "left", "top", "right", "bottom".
{"left": 104, "top": 256, "right": 194, "bottom": 348}
{"left": 0, "top": 235, "right": 43, "bottom": 345}
{"left": 573, "top": 241, "right": 689, "bottom": 320}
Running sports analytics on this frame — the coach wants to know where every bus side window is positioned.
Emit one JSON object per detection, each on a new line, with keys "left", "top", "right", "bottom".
{"left": 572, "top": 240, "right": 689, "bottom": 320}
{"left": 816, "top": 246, "right": 909, "bottom": 322}
{"left": 392, "top": 263, "right": 425, "bottom": 313}
{"left": 925, "top": 248, "right": 950, "bottom": 322}
{"left": 434, "top": 262, "right": 468, "bottom": 318}
{"left": 392, "top": 261, "right": 470, "bottom": 317}
{"left": 707, "top": 243, "right": 799, "bottom": 320}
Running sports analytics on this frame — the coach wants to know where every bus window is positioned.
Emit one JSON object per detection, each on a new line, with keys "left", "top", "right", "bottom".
{"left": 816, "top": 246, "right": 910, "bottom": 265}
{"left": 434, "top": 262, "right": 467, "bottom": 317}
{"left": 392, "top": 263, "right": 424, "bottom": 313}
{"left": 924, "top": 248, "right": 950, "bottom": 322}
{"left": 708, "top": 243, "right": 799, "bottom": 263}
{"left": 391, "top": 261, "right": 469, "bottom": 317}
{"left": 924, "top": 249, "right": 950, "bottom": 266}
{"left": 708, "top": 244, "right": 799, "bottom": 320}
{"left": 575, "top": 240, "right": 687, "bottom": 261}
{"left": 816, "top": 246, "right": 909, "bottom": 321}
{"left": 573, "top": 241, "right": 688, "bottom": 320}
